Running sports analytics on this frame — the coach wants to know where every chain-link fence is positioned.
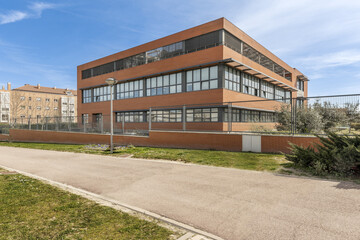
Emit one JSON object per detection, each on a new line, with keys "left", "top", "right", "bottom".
{"left": 1, "top": 94, "right": 359, "bottom": 136}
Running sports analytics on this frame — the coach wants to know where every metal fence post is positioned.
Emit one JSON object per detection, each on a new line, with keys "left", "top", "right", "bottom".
{"left": 45, "top": 117, "right": 48, "bottom": 131}
{"left": 36, "top": 116, "right": 39, "bottom": 130}
{"left": 122, "top": 113, "right": 125, "bottom": 134}
{"left": 68, "top": 116, "right": 72, "bottom": 132}
{"left": 100, "top": 115, "right": 104, "bottom": 134}
{"left": 228, "top": 103, "right": 232, "bottom": 133}
{"left": 56, "top": 117, "right": 59, "bottom": 131}
{"left": 28, "top": 117, "right": 31, "bottom": 130}
{"left": 183, "top": 105, "right": 186, "bottom": 131}
{"left": 149, "top": 107, "right": 152, "bottom": 131}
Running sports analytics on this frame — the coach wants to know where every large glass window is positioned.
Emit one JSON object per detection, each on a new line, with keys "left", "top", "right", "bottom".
{"left": 82, "top": 89, "right": 92, "bottom": 103}
{"left": 116, "top": 79, "right": 144, "bottom": 100}
{"left": 241, "top": 110, "right": 260, "bottom": 122}
{"left": 186, "top": 108, "right": 218, "bottom": 122}
{"left": 149, "top": 109, "right": 182, "bottom": 122}
{"left": 116, "top": 112, "right": 145, "bottom": 123}
{"left": 261, "top": 81, "right": 274, "bottom": 99}
{"left": 297, "top": 79, "right": 304, "bottom": 91}
{"left": 225, "top": 66, "right": 241, "bottom": 92}
{"left": 146, "top": 73, "right": 182, "bottom": 96}
{"left": 186, "top": 66, "right": 218, "bottom": 92}
{"left": 82, "top": 30, "right": 221, "bottom": 80}
{"left": 260, "top": 112, "right": 276, "bottom": 122}
{"left": 224, "top": 108, "right": 241, "bottom": 122}
{"left": 243, "top": 73, "right": 260, "bottom": 97}
{"left": 93, "top": 86, "right": 110, "bottom": 102}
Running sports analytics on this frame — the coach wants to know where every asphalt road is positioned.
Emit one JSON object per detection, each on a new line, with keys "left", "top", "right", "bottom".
{"left": 0, "top": 146, "right": 359, "bottom": 240}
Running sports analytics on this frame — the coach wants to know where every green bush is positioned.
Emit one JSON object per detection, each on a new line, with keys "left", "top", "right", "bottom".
{"left": 285, "top": 132, "right": 360, "bottom": 177}
{"left": 350, "top": 123, "right": 360, "bottom": 130}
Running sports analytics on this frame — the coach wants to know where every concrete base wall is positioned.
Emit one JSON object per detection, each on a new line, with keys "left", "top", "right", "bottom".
{"left": 7, "top": 129, "right": 319, "bottom": 154}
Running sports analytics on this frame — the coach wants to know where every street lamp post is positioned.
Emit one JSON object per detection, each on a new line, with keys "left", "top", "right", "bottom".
{"left": 105, "top": 77, "right": 117, "bottom": 153}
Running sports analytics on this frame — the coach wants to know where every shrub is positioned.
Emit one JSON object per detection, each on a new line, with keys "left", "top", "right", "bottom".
{"left": 285, "top": 132, "right": 360, "bottom": 177}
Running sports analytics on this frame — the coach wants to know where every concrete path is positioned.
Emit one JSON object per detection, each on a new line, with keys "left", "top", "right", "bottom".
{"left": 0, "top": 146, "right": 359, "bottom": 240}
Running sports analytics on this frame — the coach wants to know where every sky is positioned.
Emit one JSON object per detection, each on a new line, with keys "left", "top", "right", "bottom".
{"left": 1, "top": 0, "right": 360, "bottom": 96}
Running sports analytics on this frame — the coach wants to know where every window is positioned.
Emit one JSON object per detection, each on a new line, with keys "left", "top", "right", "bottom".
{"left": 116, "top": 79, "right": 144, "bottom": 99}
{"left": 224, "top": 108, "right": 241, "bottom": 122}
{"left": 146, "top": 42, "right": 184, "bottom": 64}
{"left": 149, "top": 110, "right": 182, "bottom": 122}
{"left": 45, "top": 107, "right": 50, "bottom": 110}
{"left": 54, "top": 99, "right": 58, "bottom": 103}
{"left": 116, "top": 112, "right": 145, "bottom": 123}
{"left": 243, "top": 73, "right": 259, "bottom": 96}
{"left": 37, "top": 106, "right": 41, "bottom": 110}
{"left": 36, "top": 115, "right": 41, "bottom": 119}
{"left": 261, "top": 81, "right": 274, "bottom": 99}
{"left": 146, "top": 73, "right": 182, "bottom": 96}
{"left": 20, "top": 106, "right": 25, "bottom": 110}
{"left": 82, "top": 30, "right": 221, "bottom": 80}
{"left": 224, "top": 31, "right": 292, "bottom": 81}
{"left": 28, "top": 106, "right": 32, "bottom": 110}
{"left": 36, "top": 97, "right": 41, "bottom": 101}
{"left": 20, "top": 115, "right": 25, "bottom": 119}
{"left": 28, "top": 97, "right": 32, "bottom": 101}
{"left": 297, "top": 79, "right": 304, "bottom": 91}
{"left": 260, "top": 112, "right": 276, "bottom": 122}
{"left": 45, "top": 98, "right": 50, "bottom": 102}
{"left": 186, "top": 66, "right": 218, "bottom": 92}
{"left": 225, "top": 66, "right": 241, "bottom": 92}
{"left": 82, "top": 89, "right": 92, "bottom": 103}
{"left": 20, "top": 96, "right": 25, "bottom": 101}
{"left": 93, "top": 86, "right": 110, "bottom": 102}
{"left": 54, "top": 107, "right": 58, "bottom": 110}
{"left": 241, "top": 110, "right": 260, "bottom": 122}
{"left": 1, "top": 114, "right": 9, "bottom": 121}
{"left": 275, "top": 86, "right": 285, "bottom": 102}
{"left": 186, "top": 108, "right": 218, "bottom": 122}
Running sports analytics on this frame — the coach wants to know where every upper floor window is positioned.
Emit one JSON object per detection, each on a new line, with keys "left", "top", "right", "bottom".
{"left": 82, "top": 89, "right": 92, "bottom": 103}
{"left": 261, "top": 81, "right": 274, "bottom": 100}
{"left": 93, "top": 86, "right": 110, "bottom": 102}
{"left": 243, "top": 73, "right": 259, "bottom": 96}
{"left": 20, "top": 96, "right": 25, "bottom": 101}
{"left": 146, "top": 73, "right": 182, "bottom": 96}
{"left": 225, "top": 66, "right": 241, "bottom": 92}
{"left": 186, "top": 66, "right": 218, "bottom": 92}
{"left": 117, "top": 79, "right": 144, "bottom": 99}
{"left": 297, "top": 79, "right": 305, "bottom": 91}
{"left": 36, "top": 97, "right": 41, "bottom": 101}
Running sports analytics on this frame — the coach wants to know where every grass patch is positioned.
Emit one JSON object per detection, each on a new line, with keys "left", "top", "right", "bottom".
{"left": 0, "top": 172, "right": 175, "bottom": 239}
{"left": 0, "top": 142, "right": 286, "bottom": 172}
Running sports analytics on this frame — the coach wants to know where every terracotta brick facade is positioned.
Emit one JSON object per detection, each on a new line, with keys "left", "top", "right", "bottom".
{"left": 77, "top": 18, "right": 308, "bottom": 133}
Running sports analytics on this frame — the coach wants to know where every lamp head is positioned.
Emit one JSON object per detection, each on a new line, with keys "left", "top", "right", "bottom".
{"left": 105, "top": 78, "right": 117, "bottom": 85}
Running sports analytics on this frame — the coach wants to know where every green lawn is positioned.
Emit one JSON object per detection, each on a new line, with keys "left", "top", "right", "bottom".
{"left": 0, "top": 168, "right": 176, "bottom": 239}
{"left": 0, "top": 142, "right": 287, "bottom": 172}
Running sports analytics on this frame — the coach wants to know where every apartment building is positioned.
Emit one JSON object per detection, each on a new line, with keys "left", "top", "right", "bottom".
{"left": 10, "top": 84, "right": 77, "bottom": 122}
{"left": 0, "top": 83, "right": 11, "bottom": 123}
{"left": 77, "top": 18, "right": 308, "bottom": 132}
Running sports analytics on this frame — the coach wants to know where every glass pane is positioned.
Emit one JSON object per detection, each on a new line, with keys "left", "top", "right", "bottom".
{"left": 164, "top": 75, "right": 170, "bottom": 86}
{"left": 201, "top": 68, "right": 209, "bottom": 80}
{"left": 177, "top": 85, "right": 182, "bottom": 93}
{"left": 186, "top": 71, "right": 192, "bottom": 83}
{"left": 157, "top": 76, "right": 163, "bottom": 87}
{"left": 170, "top": 74, "right": 176, "bottom": 85}
{"left": 193, "top": 82, "right": 200, "bottom": 91}
{"left": 210, "top": 80, "right": 218, "bottom": 89}
{"left": 210, "top": 66, "right": 218, "bottom": 79}
{"left": 187, "top": 84, "right": 193, "bottom": 92}
{"left": 170, "top": 86, "right": 176, "bottom": 93}
{"left": 202, "top": 81, "right": 209, "bottom": 90}
{"left": 177, "top": 73, "right": 182, "bottom": 84}
{"left": 194, "top": 69, "right": 200, "bottom": 82}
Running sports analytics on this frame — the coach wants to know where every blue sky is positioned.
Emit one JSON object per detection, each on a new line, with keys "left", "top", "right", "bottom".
{"left": 1, "top": 0, "right": 360, "bottom": 96}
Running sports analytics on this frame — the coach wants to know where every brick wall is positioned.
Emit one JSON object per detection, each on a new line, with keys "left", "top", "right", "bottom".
{"left": 8, "top": 129, "right": 322, "bottom": 154}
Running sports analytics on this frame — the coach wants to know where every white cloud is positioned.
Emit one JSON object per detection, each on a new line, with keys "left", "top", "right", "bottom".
{"left": 0, "top": 2, "right": 56, "bottom": 25}
{"left": 298, "top": 50, "right": 360, "bottom": 70}
{"left": 0, "top": 11, "right": 28, "bottom": 24}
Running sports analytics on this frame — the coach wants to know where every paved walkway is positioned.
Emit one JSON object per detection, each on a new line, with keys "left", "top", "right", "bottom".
{"left": 0, "top": 146, "right": 359, "bottom": 240}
